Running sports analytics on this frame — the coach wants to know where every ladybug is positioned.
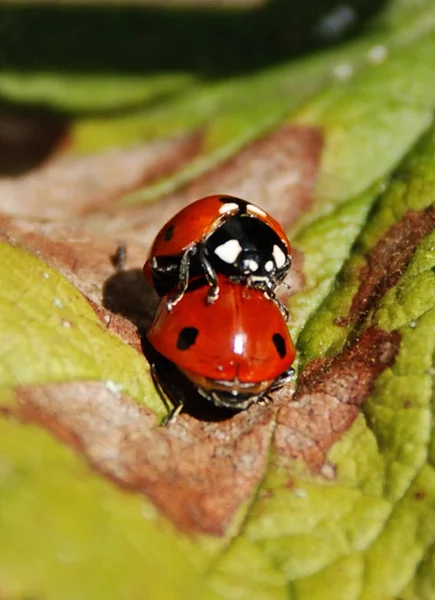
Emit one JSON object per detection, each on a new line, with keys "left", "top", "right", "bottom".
{"left": 143, "top": 195, "right": 291, "bottom": 315}
{"left": 147, "top": 275, "right": 296, "bottom": 411}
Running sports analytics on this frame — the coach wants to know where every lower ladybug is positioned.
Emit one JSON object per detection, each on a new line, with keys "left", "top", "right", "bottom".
{"left": 143, "top": 195, "right": 291, "bottom": 316}
{"left": 147, "top": 274, "right": 296, "bottom": 413}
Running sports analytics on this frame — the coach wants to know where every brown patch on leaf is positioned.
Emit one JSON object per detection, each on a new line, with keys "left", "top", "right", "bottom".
{"left": 10, "top": 381, "right": 277, "bottom": 535}
{"left": 87, "top": 300, "right": 144, "bottom": 353}
{"left": 0, "top": 131, "right": 203, "bottom": 219}
{"left": 413, "top": 490, "right": 426, "bottom": 501}
{"left": 0, "top": 213, "right": 153, "bottom": 307}
{"left": 274, "top": 327, "right": 401, "bottom": 470}
{"left": 0, "top": 215, "right": 157, "bottom": 350}
{"left": 0, "top": 124, "right": 320, "bottom": 333}
{"left": 0, "top": 214, "right": 128, "bottom": 303}
{"left": 179, "top": 124, "right": 323, "bottom": 230}
{"left": 82, "top": 124, "right": 323, "bottom": 246}
{"left": 341, "top": 205, "right": 435, "bottom": 326}
{"left": 0, "top": 125, "right": 323, "bottom": 535}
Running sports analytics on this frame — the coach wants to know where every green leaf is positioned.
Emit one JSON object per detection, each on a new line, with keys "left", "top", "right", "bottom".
{"left": 0, "top": 416, "right": 217, "bottom": 600}
{"left": 238, "top": 115, "right": 435, "bottom": 600}
{"left": 2, "top": 1, "right": 435, "bottom": 598}
{"left": 72, "top": 0, "right": 435, "bottom": 189}
{"left": 0, "top": 71, "right": 194, "bottom": 112}
{"left": 0, "top": 242, "right": 163, "bottom": 416}
{"left": 296, "top": 35, "right": 435, "bottom": 207}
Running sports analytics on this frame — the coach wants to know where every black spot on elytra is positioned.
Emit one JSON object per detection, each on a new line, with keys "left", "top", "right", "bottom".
{"left": 163, "top": 225, "right": 174, "bottom": 241}
{"left": 272, "top": 333, "right": 286, "bottom": 358}
{"left": 177, "top": 327, "right": 199, "bottom": 351}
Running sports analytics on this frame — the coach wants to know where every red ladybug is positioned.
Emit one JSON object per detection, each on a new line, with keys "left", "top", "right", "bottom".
{"left": 143, "top": 195, "right": 291, "bottom": 315}
{"left": 147, "top": 275, "right": 296, "bottom": 411}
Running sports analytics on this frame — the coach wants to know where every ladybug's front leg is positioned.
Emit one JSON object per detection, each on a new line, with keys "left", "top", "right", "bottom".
{"left": 265, "top": 289, "right": 290, "bottom": 322}
{"left": 257, "top": 394, "right": 274, "bottom": 407}
{"left": 199, "top": 246, "right": 219, "bottom": 304}
{"left": 269, "top": 366, "right": 295, "bottom": 391}
{"left": 166, "top": 245, "right": 196, "bottom": 311}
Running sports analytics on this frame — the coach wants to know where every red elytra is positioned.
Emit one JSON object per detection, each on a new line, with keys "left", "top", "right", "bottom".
{"left": 147, "top": 274, "right": 296, "bottom": 410}
{"left": 143, "top": 195, "right": 292, "bottom": 314}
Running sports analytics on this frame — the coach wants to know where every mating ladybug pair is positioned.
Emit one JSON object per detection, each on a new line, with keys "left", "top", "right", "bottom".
{"left": 144, "top": 195, "right": 296, "bottom": 414}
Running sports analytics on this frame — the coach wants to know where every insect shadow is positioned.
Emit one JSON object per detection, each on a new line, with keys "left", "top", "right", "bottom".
{"left": 103, "top": 267, "right": 158, "bottom": 330}
{"left": 141, "top": 337, "right": 243, "bottom": 423}
{"left": 102, "top": 266, "right": 240, "bottom": 423}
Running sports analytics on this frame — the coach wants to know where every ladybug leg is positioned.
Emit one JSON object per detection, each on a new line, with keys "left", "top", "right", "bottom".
{"left": 199, "top": 247, "right": 219, "bottom": 304}
{"left": 161, "top": 402, "right": 184, "bottom": 426}
{"left": 265, "top": 289, "right": 290, "bottom": 322}
{"left": 166, "top": 246, "right": 196, "bottom": 311}
{"left": 150, "top": 364, "right": 184, "bottom": 425}
{"left": 258, "top": 367, "right": 295, "bottom": 405}
{"left": 257, "top": 394, "right": 273, "bottom": 406}
{"left": 276, "top": 299, "right": 290, "bottom": 322}
{"left": 269, "top": 367, "right": 295, "bottom": 392}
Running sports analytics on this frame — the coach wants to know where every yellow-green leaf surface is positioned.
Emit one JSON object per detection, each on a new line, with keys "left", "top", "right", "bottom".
{"left": 0, "top": 243, "right": 163, "bottom": 416}
{"left": 77, "top": 1, "right": 435, "bottom": 197}
{"left": 0, "top": 71, "right": 194, "bottom": 112}
{"left": 0, "top": 417, "right": 219, "bottom": 600}
{"left": 2, "top": 1, "right": 435, "bottom": 599}
{"left": 240, "top": 123, "right": 435, "bottom": 600}
{"left": 77, "top": 2, "right": 435, "bottom": 202}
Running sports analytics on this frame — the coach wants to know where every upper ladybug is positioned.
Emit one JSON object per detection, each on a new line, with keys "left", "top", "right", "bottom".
{"left": 143, "top": 195, "right": 292, "bottom": 315}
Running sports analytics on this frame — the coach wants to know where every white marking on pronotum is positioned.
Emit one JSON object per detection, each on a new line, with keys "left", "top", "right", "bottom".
{"left": 218, "top": 202, "right": 239, "bottom": 215}
{"left": 244, "top": 259, "right": 259, "bottom": 272}
{"left": 214, "top": 239, "right": 242, "bottom": 264}
{"left": 265, "top": 260, "right": 274, "bottom": 272}
{"left": 273, "top": 245, "right": 286, "bottom": 269}
{"left": 247, "top": 204, "right": 266, "bottom": 217}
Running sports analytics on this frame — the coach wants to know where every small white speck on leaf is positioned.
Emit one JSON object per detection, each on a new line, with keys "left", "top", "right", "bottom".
{"left": 104, "top": 379, "right": 124, "bottom": 397}
{"left": 52, "top": 298, "right": 64, "bottom": 308}
{"left": 320, "top": 463, "right": 336, "bottom": 480}
{"left": 332, "top": 63, "right": 354, "bottom": 81}
{"left": 367, "top": 44, "right": 388, "bottom": 64}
